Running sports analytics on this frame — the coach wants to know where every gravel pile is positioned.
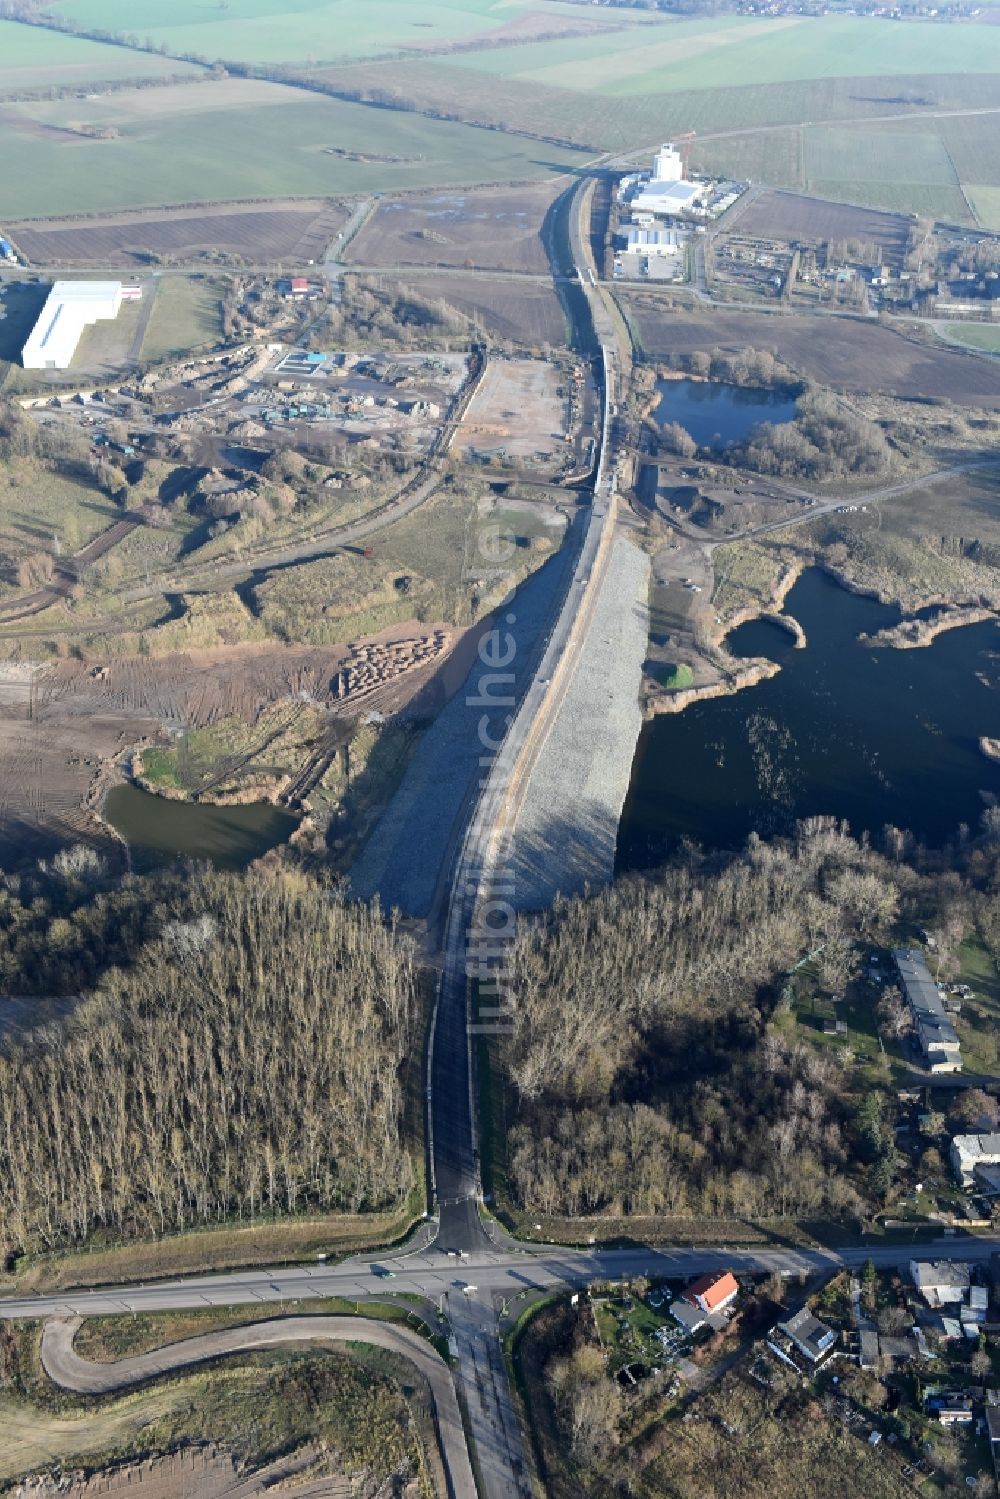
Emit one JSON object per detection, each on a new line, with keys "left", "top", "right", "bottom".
{"left": 506, "top": 534, "right": 649, "bottom": 910}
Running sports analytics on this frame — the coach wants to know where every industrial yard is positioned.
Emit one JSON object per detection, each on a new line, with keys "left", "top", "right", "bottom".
{"left": 452, "top": 357, "right": 583, "bottom": 474}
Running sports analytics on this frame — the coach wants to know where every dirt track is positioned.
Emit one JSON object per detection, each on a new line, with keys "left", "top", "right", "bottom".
{"left": 42, "top": 1315, "right": 473, "bottom": 1499}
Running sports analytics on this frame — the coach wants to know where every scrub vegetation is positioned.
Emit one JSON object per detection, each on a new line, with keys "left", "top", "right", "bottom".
{"left": 499, "top": 820, "right": 1000, "bottom": 1228}
{"left": 0, "top": 1327, "right": 432, "bottom": 1494}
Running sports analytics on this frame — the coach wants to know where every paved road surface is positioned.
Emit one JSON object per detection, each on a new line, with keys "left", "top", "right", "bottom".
{"left": 5, "top": 1235, "right": 999, "bottom": 1323}
{"left": 41, "top": 1315, "right": 475, "bottom": 1499}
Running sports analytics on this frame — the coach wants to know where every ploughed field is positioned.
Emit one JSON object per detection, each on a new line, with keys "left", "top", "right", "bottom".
{"left": 734, "top": 191, "right": 913, "bottom": 270}
{"left": 347, "top": 181, "right": 563, "bottom": 276}
{"left": 384, "top": 272, "right": 569, "bottom": 347}
{"left": 622, "top": 301, "right": 1000, "bottom": 408}
{"left": 8, "top": 200, "right": 349, "bottom": 269}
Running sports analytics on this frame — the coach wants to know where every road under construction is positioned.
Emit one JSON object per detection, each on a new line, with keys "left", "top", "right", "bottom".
{"left": 3, "top": 170, "right": 982, "bottom": 1499}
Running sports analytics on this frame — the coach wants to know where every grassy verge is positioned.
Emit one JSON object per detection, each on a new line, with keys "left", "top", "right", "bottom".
{"left": 7, "top": 1196, "right": 425, "bottom": 1297}
{"left": 72, "top": 1296, "right": 443, "bottom": 1362}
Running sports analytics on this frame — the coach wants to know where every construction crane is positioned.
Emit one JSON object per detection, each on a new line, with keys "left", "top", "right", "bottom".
{"left": 676, "top": 129, "right": 696, "bottom": 179}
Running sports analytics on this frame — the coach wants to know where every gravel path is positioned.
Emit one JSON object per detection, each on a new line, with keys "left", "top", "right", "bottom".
{"left": 506, "top": 533, "right": 649, "bottom": 909}
{"left": 41, "top": 1314, "right": 473, "bottom": 1499}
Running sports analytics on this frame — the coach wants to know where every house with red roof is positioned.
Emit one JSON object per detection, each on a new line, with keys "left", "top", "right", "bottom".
{"left": 683, "top": 1270, "right": 739, "bottom": 1316}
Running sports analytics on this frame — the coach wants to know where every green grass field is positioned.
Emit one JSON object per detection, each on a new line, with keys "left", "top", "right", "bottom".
{"left": 438, "top": 15, "right": 1000, "bottom": 93}
{"left": 0, "top": 18, "right": 199, "bottom": 93}
{"left": 805, "top": 127, "right": 958, "bottom": 187}
{"left": 695, "top": 117, "right": 978, "bottom": 220}
{"left": 967, "top": 183, "right": 1000, "bottom": 229}
{"left": 0, "top": 80, "right": 588, "bottom": 218}
{"left": 140, "top": 275, "right": 225, "bottom": 361}
{"left": 0, "top": 461, "right": 120, "bottom": 560}
{"left": 941, "top": 321, "right": 1000, "bottom": 352}
{"left": 49, "top": 0, "right": 565, "bottom": 64}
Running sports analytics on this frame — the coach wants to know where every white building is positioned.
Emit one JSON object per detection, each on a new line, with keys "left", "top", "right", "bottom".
{"left": 653, "top": 142, "right": 684, "bottom": 184}
{"left": 909, "top": 1260, "right": 971, "bottom": 1308}
{"left": 22, "top": 281, "right": 126, "bottom": 370}
{"left": 632, "top": 178, "right": 707, "bottom": 220}
{"left": 950, "top": 1133, "right": 1000, "bottom": 1188}
{"left": 622, "top": 226, "right": 684, "bottom": 259}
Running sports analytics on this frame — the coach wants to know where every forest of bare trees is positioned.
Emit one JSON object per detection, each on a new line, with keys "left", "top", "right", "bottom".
{"left": 0, "top": 868, "right": 418, "bottom": 1256}
{"left": 501, "top": 823, "right": 927, "bottom": 1223}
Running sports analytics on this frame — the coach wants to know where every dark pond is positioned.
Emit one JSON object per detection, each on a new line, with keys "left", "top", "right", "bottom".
{"left": 105, "top": 785, "right": 300, "bottom": 872}
{"left": 616, "top": 569, "right": 1000, "bottom": 871}
{"left": 655, "top": 378, "right": 799, "bottom": 449}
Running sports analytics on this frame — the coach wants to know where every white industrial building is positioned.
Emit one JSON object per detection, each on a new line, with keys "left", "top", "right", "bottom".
{"left": 628, "top": 142, "right": 709, "bottom": 219}
{"left": 653, "top": 142, "right": 684, "bottom": 183}
{"left": 22, "top": 280, "right": 131, "bottom": 370}
{"left": 622, "top": 225, "right": 684, "bottom": 259}
{"left": 632, "top": 178, "right": 707, "bottom": 218}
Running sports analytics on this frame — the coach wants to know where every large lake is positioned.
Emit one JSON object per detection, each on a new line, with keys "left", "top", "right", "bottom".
{"left": 616, "top": 569, "right": 1000, "bottom": 871}
{"left": 655, "top": 378, "right": 798, "bottom": 449}
{"left": 105, "top": 785, "right": 299, "bottom": 872}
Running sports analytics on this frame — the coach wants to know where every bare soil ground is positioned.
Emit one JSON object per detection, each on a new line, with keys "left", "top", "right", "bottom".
{"left": 623, "top": 298, "right": 1000, "bottom": 406}
{"left": 8, "top": 200, "right": 348, "bottom": 268}
{"left": 348, "top": 180, "right": 562, "bottom": 274}
{"left": 453, "top": 357, "right": 568, "bottom": 465}
{"left": 0, "top": 623, "right": 476, "bottom": 872}
{"left": 0, "top": 663, "right": 151, "bottom": 866}
{"left": 34, "top": 1445, "right": 351, "bottom": 1499}
{"left": 395, "top": 271, "right": 568, "bottom": 347}
{"left": 734, "top": 189, "right": 913, "bottom": 267}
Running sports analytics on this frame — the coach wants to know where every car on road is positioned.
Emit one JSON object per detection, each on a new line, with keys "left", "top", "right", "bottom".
{"left": 371, "top": 1264, "right": 396, "bottom": 1278}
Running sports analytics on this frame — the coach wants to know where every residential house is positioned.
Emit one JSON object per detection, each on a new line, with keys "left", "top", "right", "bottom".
{"left": 893, "top": 948, "right": 963, "bottom": 1071}
{"left": 683, "top": 1270, "right": 739, "bottom": 1315}
{"left": 910, "top": 1260, "right": 971, "bottom": 1307}
{"left": 778, "top": 1307, "right": 837, "bottom": 1364}
{"left": 950, "top": 1133, "right": 1000, "bottom": 1189}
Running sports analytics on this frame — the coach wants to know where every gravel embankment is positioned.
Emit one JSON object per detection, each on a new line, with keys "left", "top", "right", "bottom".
{"left": 350, "top": 533, "right": 578, "bottom": 918}
{"left": 505, "top": 534, "right": 650, "bottom": 910}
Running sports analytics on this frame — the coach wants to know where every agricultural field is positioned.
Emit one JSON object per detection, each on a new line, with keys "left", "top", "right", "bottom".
{"left": 939, "top": 321, "right": 1000, "bottom": 353}
{"left": 47, "top": 0, "right": 610, "bottom": 64}
{"left": 318, "top": 61, "right": 1000, "bottom": 155}
{"left": 734, "top": 192, "right": 914, "bottom": 268}
{"left": 0, "top": 79, "right": 589, "bottom": 220}
{"left": 8, "top": 199, "right": 348, "bottom": 269}
{"left": 804, "top": 126, "right": 964, "bottom": 216}
{"left": 347, "top": 180, "right": 563, "bottom": 275}
{"left": 434, "top": 15, "right": 1000, "bottom": 93}
{"left": 697, "top": 124, "right": 978, "bottom": 222}
{"left": 621, "top": 301, "right": 1000, "bottom": 406}
{"left": 389, "top": 272, "right": 568, "bottom": 349}
{"left": 0, "top": 18, "right": 199, "bottom": 94}
{"left": 139, "top": 275, "right": 225, "bottom": 362}
{"left": 966, "top": 184, "right": 1000, "bottom": 229}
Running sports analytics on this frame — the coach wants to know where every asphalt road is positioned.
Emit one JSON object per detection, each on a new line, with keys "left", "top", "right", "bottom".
{"left": 5, "top": 1235, "right": 999, "bottom": 1322}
